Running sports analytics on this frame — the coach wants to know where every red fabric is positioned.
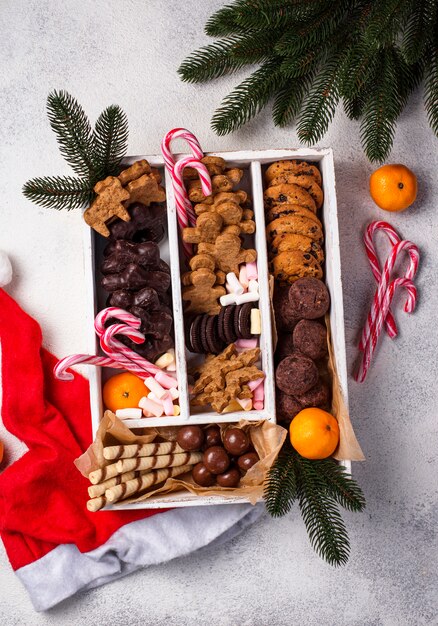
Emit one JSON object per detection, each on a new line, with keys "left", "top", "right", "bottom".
{"left": 0, "top": 289, "right": 166, "bottom": 570}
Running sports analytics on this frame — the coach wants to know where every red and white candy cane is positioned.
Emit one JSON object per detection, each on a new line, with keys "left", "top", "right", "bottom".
{"left": 359, "top": 238, "right": 420, "bottom": 353}
{"left": 361, "top": 221, "right": 419, "bottom": 344}
{"left": 94, "top": 306, "right": 141, "bottom": 337}
{"left": 161, "top": 128, "right": 204, "bottom": 173}
{"left": 100, "top": 323, "right": 160, "bottom": 379}
{"left": 54, "top": 354, "right": 124, "bottom": 381}
{"left": 355, "top": 277, "right": 417, "bottom": 383}
{"left": 173, "top": 156, "right": 212, "bottom": 226}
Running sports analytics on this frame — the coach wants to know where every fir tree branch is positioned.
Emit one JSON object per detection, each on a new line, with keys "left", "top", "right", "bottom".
{"left": 273, "top": 72, "right": 315, "bottom": 126}
{"left": 93, "top": 105, "right": 129, "bottom": 179}
{"left": 295, "top": 453, "right": 351, "bottom": 566}
{"left": 425, "top": 45, "right": 438, "bottom": 135}
{"left": 339, "top": 42, "right": 379, "bottom": 99}
{"left": 46, "top": 90, "right": 96, "bottom": 179}
{"left": 363, "top": 0, "right": 414, "bottom": 46}
{"left": 178, "top": 39, "right": 247, "bottom": 83}
{"left": 343, "top": 94, "right": 366, "bottom": 121}
{"left": 402, "top": 0, "right": 437, "bottom": 64}
{"left": 211, "top": 58, "right": 285, "bottom": 135}
{"left": 264, "top": 442, "right": 298, "bottom": 517}
{"left": 22, "top": 176, "right": 93, "bottom": 210}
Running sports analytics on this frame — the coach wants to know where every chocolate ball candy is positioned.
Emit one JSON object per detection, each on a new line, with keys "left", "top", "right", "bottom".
{"left": 203, "top": 446, "right": 230, "bottom": 475}
{"left": 216, "top": 466, "right": 241, "bottom": 488}
{"left": 204, "top": 425, "right": 222, "bottom": 448}
{"left": 237, "top": 452, "right": 259, "bottom": 472}
{"left": 192, "top": 462, "right": 216, "bottom": 487}
{"left": 223, "top": 428, "right": 250, "bottom": 456}
{"left": 177, "top": 425, "right": 204, "bottom": 451}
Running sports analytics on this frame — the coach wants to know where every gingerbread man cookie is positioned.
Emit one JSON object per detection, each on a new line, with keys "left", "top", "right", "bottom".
{"left": 84, "top": 176, "right": 130, "bottom": 237}
{"left": 182, "top": 268, "right": 226, "bottom": 315}
{"left": 197, "top": 232, "right": 257, "bottom": 275}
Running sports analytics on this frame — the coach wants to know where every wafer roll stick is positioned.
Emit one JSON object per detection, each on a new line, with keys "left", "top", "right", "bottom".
{"left": 106, "top": 464, "right": 193, "bottom": 503}
{"left": 88, "top": 462, "right": 120, "bottom": 485}
{"left": 116, "top": 451, "right": 202, "bottom": 475}
{"left": 103, "top": 441, "right": 186, "bottom": 462}
{"left": 88, "top": 470, "right": 147, "bottom": 499}
{"left": 87, "top": 496, "right": 107, "bottom": 512}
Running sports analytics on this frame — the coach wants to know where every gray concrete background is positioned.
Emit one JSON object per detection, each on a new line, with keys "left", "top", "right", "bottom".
{"left": 0, "top": 1, "right": 437, "bottom": 624}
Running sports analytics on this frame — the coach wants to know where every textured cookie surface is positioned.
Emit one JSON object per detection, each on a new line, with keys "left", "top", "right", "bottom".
{"left": 288, "top": 277, "right": 330, "bottom": 319}
{"left": 265, "top": 160, "right": 322, "bottom": 186}
{"left": 275, "top": 353, "right": 319, "bottom": 395}
{"left": 275, "top": 390, "right": 302, "bottom": 425}
{"left": 269, "top": 233, "right": 324, "bottom": 264}
{"left": 264, "top": 184, "right": 316, "bottom": 213}
{"left": 293, "top": 319, "right": 328, "bottom": 360}
{"left": 295, "top": 380, "right": 330, "bottom": 409}
{"left": 271, "top": 251, "right": 323, "bottom": 284}
{"left": 266, "top": 215, "right": 323, "bottom": 243}
{"left": 268, "top": 174, "right": 323, "bottom": 209}
{"left": 266, "top": 203, "right": 322, "bottom": 225}
{"left": 272, "top": 285, "right": 301, "bottom": 332}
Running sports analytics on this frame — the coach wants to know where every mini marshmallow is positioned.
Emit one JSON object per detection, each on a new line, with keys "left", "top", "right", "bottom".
{"left": 235, "top": 338, "right": 258, "bottom": 349}
{"left": 173, "top": 404, "right": 181, "bottom": 416}
{"left": 234, "top": 291, "right": 259, "bottom": 305}
{"left": 253, "top": 382, "right": 264, "bottom": 409}
{"left": 236, "top": 397, "right": 253, "bottom": 411}
{"left": 147, "top": 391, "right": 160, "bottom": 403}
{"left": 248, "top": 377, "right": 264, "bottom": 391}
{"left": 250, "top": 308, "right": 261, "bottom": 334}
{"left": 145, "top": 376, "right": 167, "bottom": 399}
{"left": 246, "top": 261, "right": 258, "bottom": 280}
{"left": 154, "top": 351, "right": 174, "bottom": 369}
{"left": 239, "top": 265, "right": 249, "bottom": 289}
{"left": 162, "top": 392, "right": 175, "bottom": 416}
{"left": 225, "top": 281, "right": 234, "bottom": 294}
{"left": 253, "top": 401, "right": 264, "bottom": 410}
{"left": 115, "top": 408, "right": 143, "bottom": 419}
{"left": 226, "top": 272, "right": 244, "bottom": 295}
{"left": 139, "top": 396, "right": 164, "bottom": 417}
{"left": 166, "top": 362, "right": 176, "bottom": 372}
{"left": 169, "top": 387, "right": 179, "bottom": 400}
{"left": 248, "top": 279, "right": 259, "bottom": 293}
{"left": 155, "top": 370, "right": 178, "bottom": 389}
{"left": 220, "top": 293, "right": 237, "bottom": 306}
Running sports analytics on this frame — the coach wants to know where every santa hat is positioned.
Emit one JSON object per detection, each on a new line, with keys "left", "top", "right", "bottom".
{"left": 0, "top": 269, "right": 262, "bottom": 611}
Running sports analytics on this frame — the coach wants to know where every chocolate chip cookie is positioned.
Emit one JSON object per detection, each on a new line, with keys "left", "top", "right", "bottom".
{"left": 271, "top": 251, "right": 323, "bottom": 284}
{"left": 266, "top": 215, "right": 323, "bottom": 243}
{"left": 264, "top": 184, "right": 316, "bottom": 213}
{"left": 269, "top": 233, "right": 324, "bottom": 265}
{"left": 265, "top": 160, "right": 322, "bottom": 187}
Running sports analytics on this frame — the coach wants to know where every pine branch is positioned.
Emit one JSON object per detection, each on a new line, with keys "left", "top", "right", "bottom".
{"left": 339, "top": 42, "right": 379, "bottom": 99}
{"left": 363, "top": 0, "right": 414, "bottom": 46}
{"left": 22, "top": 176, "right": 93, "bottom": 210}
{"left": 273, "top": 72, "right": 315, "bottom": 126}
{"left": 402, "top": 0, "right": 437, "bottom": 64}
{"left": 178, "top": 39, "right": 247, "bottom": 83}
{"left": 264, "top": 442, "right": 298, "bottom": 517}
{"left": 343, "top": 94, "right": 366, "bottom": 121}
{"left": 93, "top": 105, "right": 129, "bottom": 179}
{"left": 425, "top": 44, "right": 438, "bottom": 135}
{"left": 46, "top": 90, "right": 96, "bottom": 179}
{"left": 302, "top": 457, "right": 366, "bottom": 512}
{"left": 205, "top": 4, "right": 244, "bottom": 36}
{"left": 280, "top": 49, "right": 320, "bottom": 78}
{"left": 295, "top": 453, "right": 351, "bottom": 566}
{"left": 211, "top": 58, "right": 285, "bottom": 135}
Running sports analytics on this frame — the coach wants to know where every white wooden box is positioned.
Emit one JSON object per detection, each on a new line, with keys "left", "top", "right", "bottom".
{"left": 83, "top": 147, "right": 350, "bottom": 509}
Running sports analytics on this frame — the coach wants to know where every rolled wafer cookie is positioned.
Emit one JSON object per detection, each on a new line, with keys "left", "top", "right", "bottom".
{"left": 89, "top": 462, "right": 120, "bottom": 485}
{"left": 103, "top": 441, "right": 185, "bottom": 462}
{"left": 116, "top": 451, "right": 202, "bottom": 475}
{"left": 106, "top": 464, "right": 193, "bottom": 503}
{"left": 87, "top": 496, "right": 107, "bottom": 512}
{"left": 88, "top": 469, "right": 147, "bottom": 499}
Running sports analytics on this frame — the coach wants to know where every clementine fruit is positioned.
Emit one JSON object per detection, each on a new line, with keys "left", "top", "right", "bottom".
{"left": 369, "top": 164, "right": 417, "bottom": 212}
{"left": 289, "top": 407, "right": 339, "bottom": 460}
{"left": 102, "top": 372, "right": 147, "bottom": 412}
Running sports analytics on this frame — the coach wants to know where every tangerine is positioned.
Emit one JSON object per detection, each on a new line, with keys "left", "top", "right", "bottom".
{"left": 369, "top": 164, "right": 417, "bottom": 212}
{"left": 102, "top": 372, "right": 147, "bottom": 412}
{"left": 289, "top": 407, "right": 339, "bottom": 460}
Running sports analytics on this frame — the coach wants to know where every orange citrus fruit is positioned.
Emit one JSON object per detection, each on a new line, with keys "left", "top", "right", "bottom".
{"left": 369, "top": 164, "right": 417, "bottom": 212}
{"left": 102, "top": 372, "right": 147, "bottom": 412}
{"left": 289, "top": 407, "right": 339, "bottom": 460}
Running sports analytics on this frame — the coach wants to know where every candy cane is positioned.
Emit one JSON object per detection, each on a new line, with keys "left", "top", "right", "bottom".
{"left": 94, "top": 307, "right": 141, "bottom": 337}
{"left": 359, "top": 239, "right": 420, "bottom": 352}
{"left": 100, "top": 323, "right": 160, "bottom": 378}
{"left": 173, "top": 156, "right": 212, "bottom": 226}
{"left": 54, "top": 354, "right": 124, "bottom": 381}
{"left": 362, "top": 221, "right": 418, "bottom": 343}
{"left": 161, "top": 128, "right": 204, "bottom": 173}
{"left": 355, "top": 277, "right": 417, "bottom": 383}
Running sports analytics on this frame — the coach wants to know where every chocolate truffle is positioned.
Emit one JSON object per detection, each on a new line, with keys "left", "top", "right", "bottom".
{"left": 177, "top": 425, "right": 204, "bottom": 451}
{"left": 203, "top": 446, "right": 230, "bottom": 475}
{"left": 216, "top": 466, "right": 241, "bottom": 488}
{"left": 295, "top": 379, "right": 331, "bottom": 409}
{"left": 192, "top": 462, "right": 216, "bottom": 487}
{"left": 288, "top": 278, "right": 330, "bottom": 320}
{"left": 204, "top": 425, "right": 222, "bottom": 448}
{"left": 293, "top": 319, "right": 328, "bottom": 360}
{"left": 275, "top": 353, "right": 318, "bottom": 396}
{"left": 223, "top": 428, "right": 250, "bottom": 456}
{"left": 275, "top": 391, "right": 302, "bottom": 425}
{"left": 237, "top": 452, "right": 259, "bottom": 472}
{"left": 273, "top": 285, "right": 300, "bottom": 332}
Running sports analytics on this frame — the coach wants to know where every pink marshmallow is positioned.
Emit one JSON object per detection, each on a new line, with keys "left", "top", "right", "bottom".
{"left": 235, "top": 338, "right": 258, "bottom": 350}
{"left": 253, "top": 401, "right": 264, "bottom": 410}
{"left": 248, "top": 377, "right": 265, "bottom": 391}
{"left": 246, "top": 261, "right": 258, "bottom": 280}
{"left": 236, "top": 397, "right": 253, "bottom": 411}
{"left": 239, "top": 265, "right": 249, "bottom": 289}
{"left": 155, "top": 370, "right": 178, "bottom": 389}
{"left": 253, "top": 382, "right": 264, "bottom": 409}
{"left": 145, "top": 376, "right": 167, "bottom": 399}
{"left": 138, "top": 396, "right": 164, "bottom": 417}
{"left": 162, "top": 392, "right": 175, "bottom": 416}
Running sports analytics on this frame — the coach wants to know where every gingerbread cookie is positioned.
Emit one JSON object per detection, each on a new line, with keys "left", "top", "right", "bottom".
{"left": 268, "top": 174, "right": 323, "bottom": 209}
{"left": 264, "top": 184, "right": 316, "bottom": 213}
{"left": 269, "top": 233, "right": 324, "bottom": 264}
{"left": 118, "top": 160, "right": 151, "bottom": 185}
{"left": 182, "top": 212, "right": 224, "bottom": 244}
{"left": 265, "top": 160, "right": 322, "bottom": 186}
{"left": 267, "top": 215, "right": 324, "bottom": 243}
{"left": 182, "top": 268, "right": 226, "bottom": 315}
{"left": 271, "top": 251, "right": 323, "bottom": 284}
{"left": 184, "top": 156, "right": 226, "bottom": 179}
{"left": 195, "top": 200, "right": 255, "bottom": 235}
{"left": 84, "top": 176, "right": 130, "bottom": 237}
{"left": 125, "top": 173, "right": 166, "bottom": 206}
{"left": 188, "top": 170, "right": 243, "bottom": 203}
{"left": 198, "top": 233, "right": 257, "bottom": 275}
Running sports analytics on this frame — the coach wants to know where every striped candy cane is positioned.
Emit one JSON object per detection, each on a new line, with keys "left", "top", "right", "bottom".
{"left": 54, "top": 354, "right": 124, "bottom": 381}
{"left": 173, "top": 156, "right": 212, "bottom": 226}
{"left": 355, "top": 277, "right": 417, "bottom": 383}
{"left": 359, "top": 238, "right": 420, "bottom": 352}
{"left": 161, "top": 128, "right": 204, "bottom": 173}
{"left": 100, "top": 323, "right": 160, "bottom": 378}
{"left": 94, "top": 306, "right": 141, "bottom": 337}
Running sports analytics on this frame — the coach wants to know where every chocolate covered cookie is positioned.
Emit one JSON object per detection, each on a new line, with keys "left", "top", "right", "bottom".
{"left": 288, "top": 277, "right": 330, "bottom": 319}
{"left": 295, "top": 379, "right": 331, "bottom": 410}
{"left": 275, "top": 333, "right": 295, "bottom": 362}
{"left": 275, "top": 353, "right": 318, "bottom": 395}
{"left": 272, "top": 285, "right": 300, "bottom": 332}
{"left": 276, "top": 390, "right": 302, "bottom": 425}
{"left": 293, "top": 319, "right": 328, "bottom": 360}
